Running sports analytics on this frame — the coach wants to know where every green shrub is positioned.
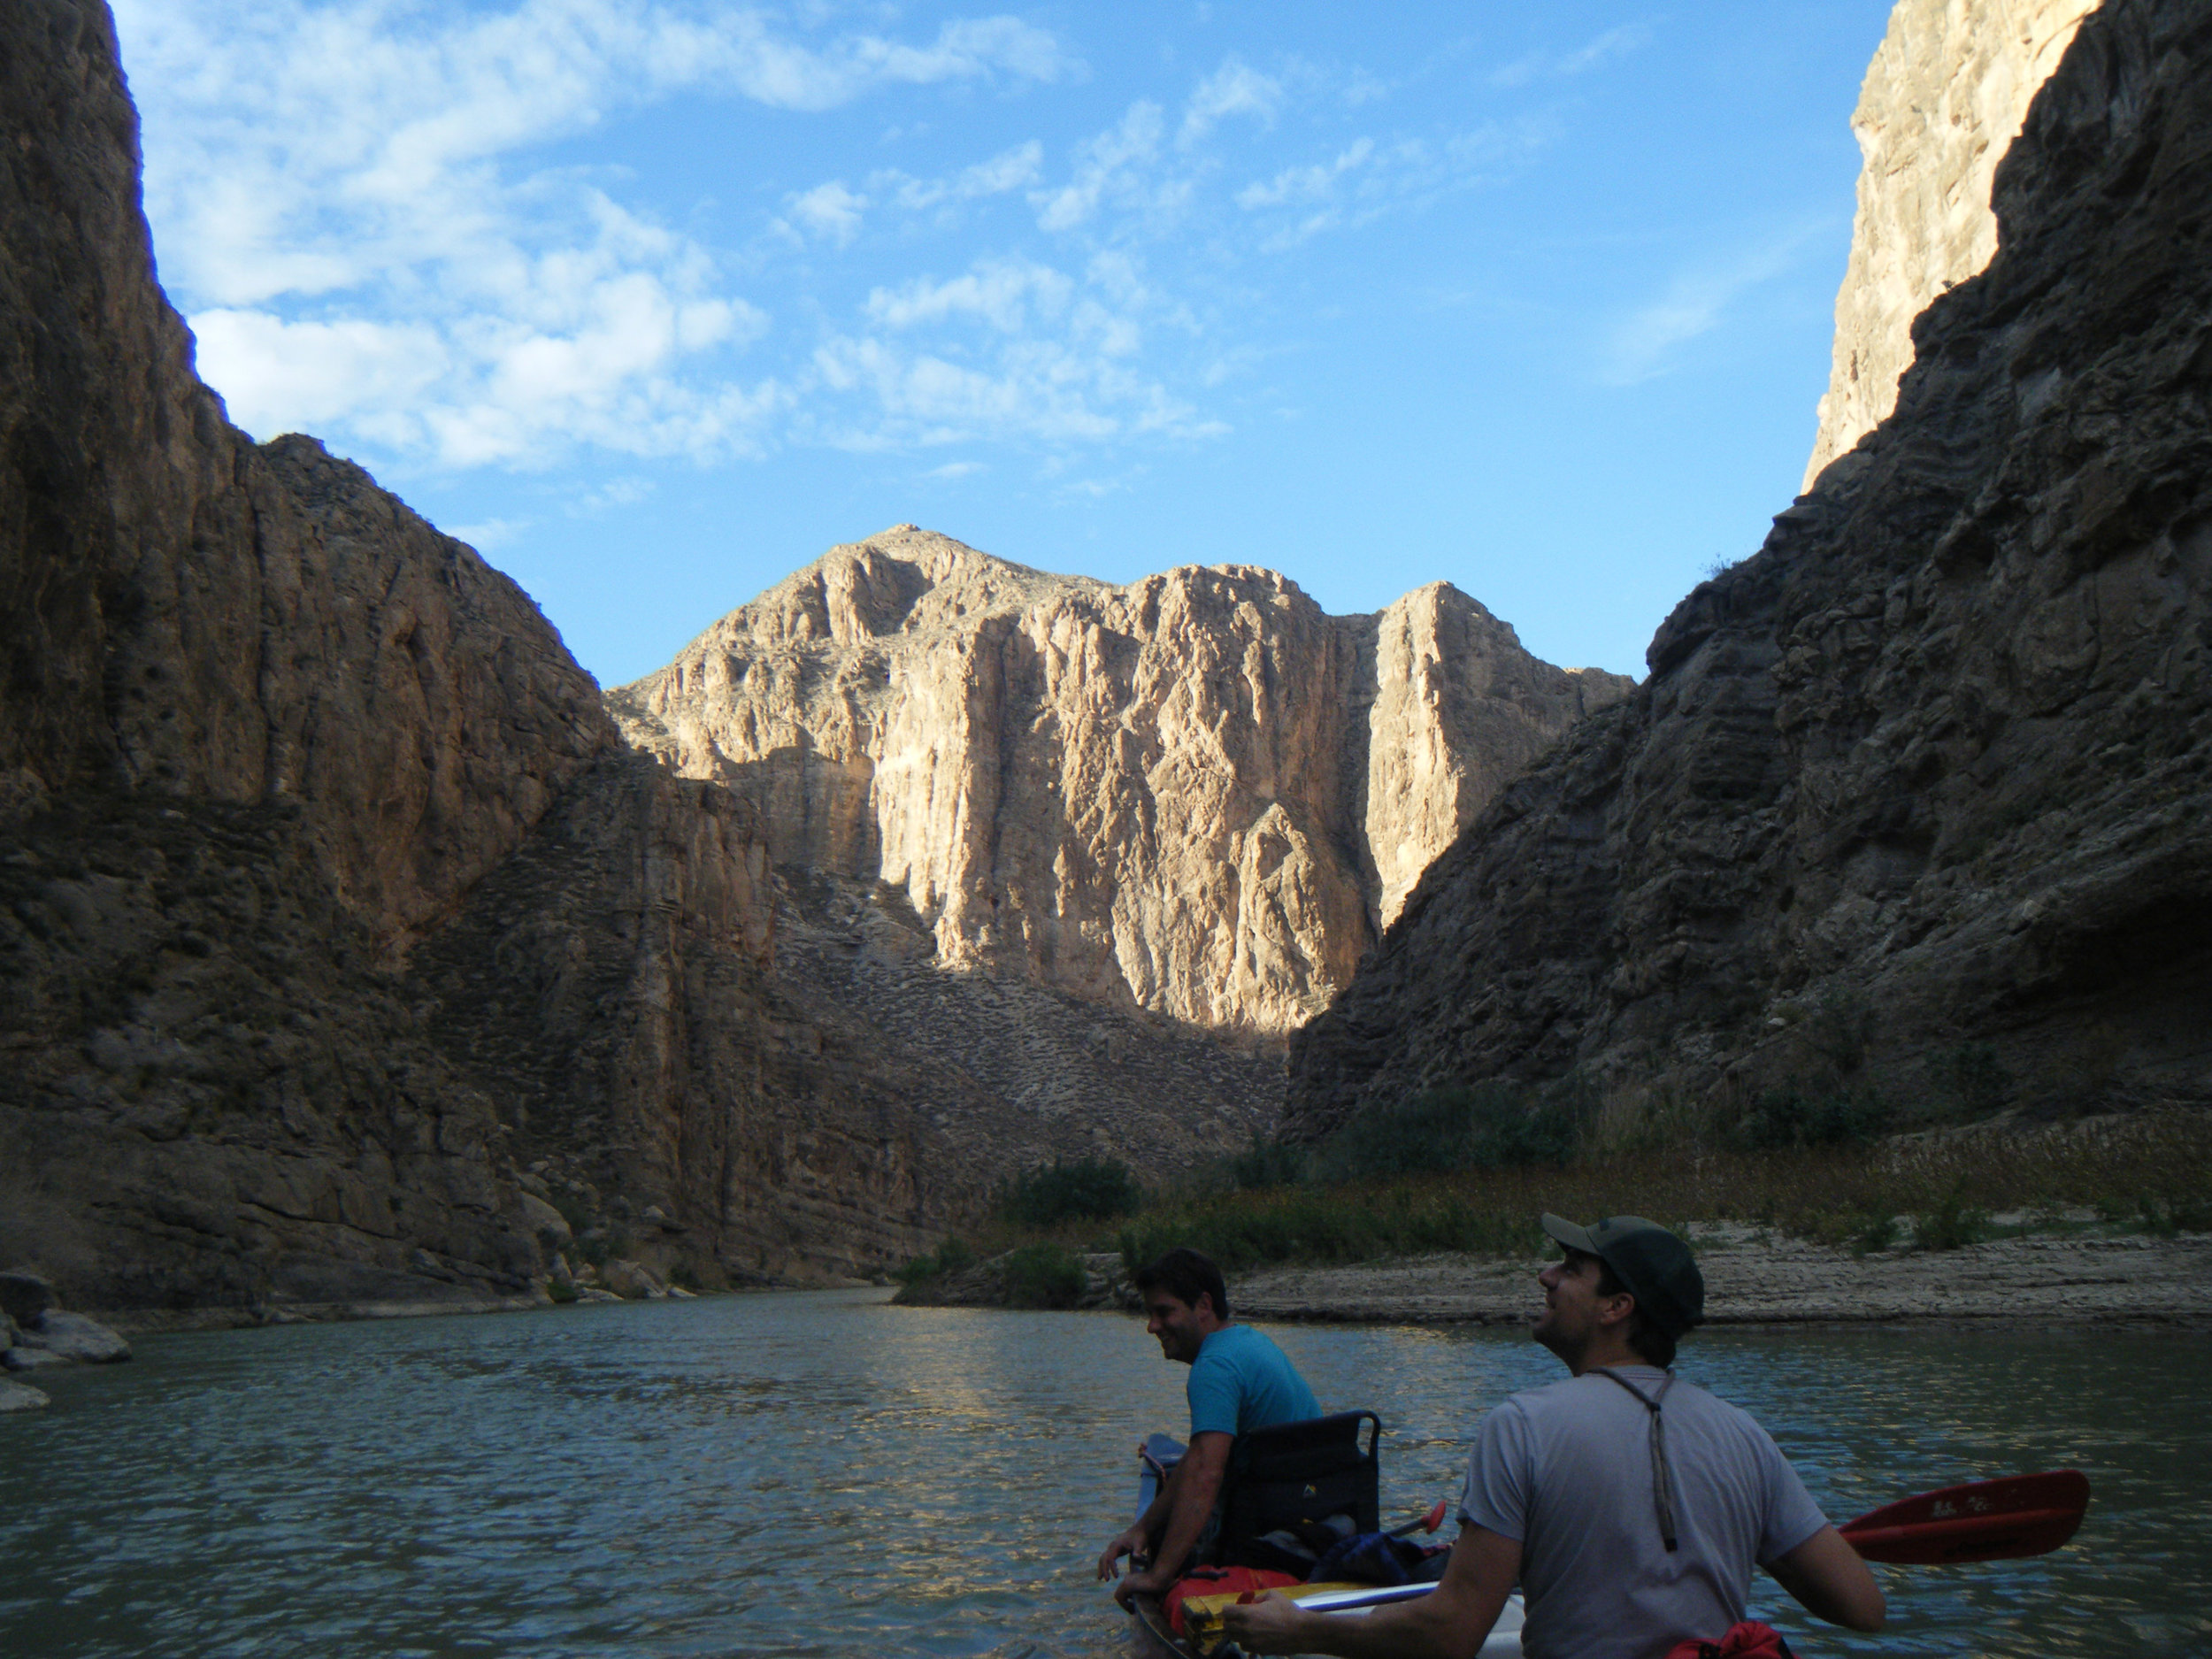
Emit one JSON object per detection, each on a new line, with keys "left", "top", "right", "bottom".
{"left": 1928, "top": 1045, "right": 2011, "bottom": 1120}
{"left": 1229, "top": 1134, "right": 1307, "bottom": 1191}
{"left": 1729, "top": 1086, "right": 1890, "bottom": 1151}
{"left": 1852, "top": 1213, "right": 1900, "bottom": 1257}
{"left": 1002, "top": 1243, "right": 1088, "bottom": 1309}
{"left": 1119, "top": 1189, "right": 1544, "bottom": 1273}
{"left": 1310, "top": 1082, "right": 1586, "bottom": 1184}
{"left": 894, "top": 1237, "right": 976, "bottom": 1285}
{"left": 1916, "top": 1185, "right": 1989, "bottom": 1251}
{"left": 547, "top": 1279, "right": 579, "bottom": 1304}
{"left": 995, "top": 1157, "right": 1142, "bottom": 1228}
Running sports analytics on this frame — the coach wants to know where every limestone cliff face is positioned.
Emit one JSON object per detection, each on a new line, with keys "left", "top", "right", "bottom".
{"left": 0, "top": 0, "right": 916, "bottom": 1310}
{"left": 611, "top": 535, "right": 1631, "bottom": 1038}
{"left": 1804, "top": 0, "right": 2101, "bottom": 489}
{"left": 1290, "top": 0, "right": 2212, "bottom": 1133}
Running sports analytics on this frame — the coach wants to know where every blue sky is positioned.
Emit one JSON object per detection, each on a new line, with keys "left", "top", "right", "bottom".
{"left": 111, "top": 1, "right": 1897, "bottom": 687}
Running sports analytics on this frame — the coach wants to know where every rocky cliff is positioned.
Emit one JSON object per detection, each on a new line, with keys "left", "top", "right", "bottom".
{"left": 0, "top": 0, "right": 934, "bottom": 1311}
{"left": 1804, "top": 0, "right": 2101, "bottom": 489}
{"left": 611, "top": 534, "right": 1631, "bottom": 1040}
{"left": 1288, "top": 0, "right": 2212, "bottom": 1133}
{"left": 2, "top": 0, "right": 1616, "bottom": 1315}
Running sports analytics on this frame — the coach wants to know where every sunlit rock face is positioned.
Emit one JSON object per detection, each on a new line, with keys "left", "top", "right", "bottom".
{"left": 611, "top": 530, "right": 1632, "bottom": 1041}
{"left": 1290, "top": 0, "right": 2212, "bottom": 1135}
{"left": 1804, "top": 0, "right": 2100, "bottom": 490}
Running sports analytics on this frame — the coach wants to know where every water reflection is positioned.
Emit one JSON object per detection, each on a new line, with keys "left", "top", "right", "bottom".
{"left": 0, "top": 1294, "right": 2204, "bottom": 1657}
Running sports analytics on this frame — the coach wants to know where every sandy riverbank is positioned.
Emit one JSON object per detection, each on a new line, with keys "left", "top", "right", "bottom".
{"left": 1229, "top": 1225, "right": 2212, "bottom": 1326}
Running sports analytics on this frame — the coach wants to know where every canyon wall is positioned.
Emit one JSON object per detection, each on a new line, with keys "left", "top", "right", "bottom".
{"left": 1804, "top": 0, "right": 2101, "bottom": 489}
{"left": 611, "top": 536, "right": 1631, "bottom": 1040}
{"left": 1289, "top": 0, "right": 2212, "bottom": 1133}
{"left": 4, "top": 0, "right": 1609, "bottom": 1312}
{"left": 0, "top": 0, "right": 930, "bottom": 1310}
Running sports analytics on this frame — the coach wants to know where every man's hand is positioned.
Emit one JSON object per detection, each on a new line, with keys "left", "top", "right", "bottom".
{"left": 1217, "top": 1588, "right": 1312, "bottom": 1653}
{"left": 1095, "top": 1524, "right": 1148, "bottom": 1583}
{"left": 1110, "top": 1562, "right": 1173, "bottom": 1610}
{"left": 1222, "top": 1524, "right": 1520, "bottom": 1659}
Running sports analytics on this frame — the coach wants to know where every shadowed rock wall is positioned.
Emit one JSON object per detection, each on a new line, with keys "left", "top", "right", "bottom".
{"left": 0, "top": 0, "right": 933, "bottom": 1310}
{"left": 1288, "top": 0, "right": 2212, "bottom": 1134}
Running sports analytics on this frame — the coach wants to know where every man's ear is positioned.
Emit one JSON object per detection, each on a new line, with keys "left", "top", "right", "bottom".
{"left": 1597, "top": 1289, "right": 1636, "bottom": 1328}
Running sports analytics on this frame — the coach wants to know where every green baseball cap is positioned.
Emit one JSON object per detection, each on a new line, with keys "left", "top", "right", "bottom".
{"left": 1541, "top": 1213, "right": 1705, "bottom": 1338}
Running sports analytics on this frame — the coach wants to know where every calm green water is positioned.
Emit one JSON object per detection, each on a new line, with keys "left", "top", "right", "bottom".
{"left": 1, "top": 1292, "right": 2204, "bottom": 1657}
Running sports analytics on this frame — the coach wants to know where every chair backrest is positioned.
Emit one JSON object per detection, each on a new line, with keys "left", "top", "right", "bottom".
{"left": 1214, "top": 1410, "right": 1381, "bottom": 1567}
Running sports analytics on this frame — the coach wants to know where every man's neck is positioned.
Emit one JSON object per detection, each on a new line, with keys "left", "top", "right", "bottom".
{"left": 1565, "top": 1337, "right": 1647, "bottom": 1378}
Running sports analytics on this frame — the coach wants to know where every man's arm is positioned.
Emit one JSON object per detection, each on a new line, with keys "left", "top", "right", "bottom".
{"left": 1221, "top": 1523, "right": 1520, "bottom": 1658}
{"left": 1765, "top": 1525, "right": 1886, "bottom": 1632}
{"left": 1110, "top": 1431, "right": 1232, "bottom": 1608}
{"left": 1095, "top": 1471, "right": 1177, "bottom": 1582}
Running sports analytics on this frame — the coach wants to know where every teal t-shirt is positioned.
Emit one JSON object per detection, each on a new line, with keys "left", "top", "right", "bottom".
{"left": 1187, "top": 1324, "right": 1319, "bottom": 1438}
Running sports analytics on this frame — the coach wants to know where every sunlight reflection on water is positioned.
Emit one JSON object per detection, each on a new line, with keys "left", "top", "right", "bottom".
{"left": 0, "top": 1291, "right": 2204, "bottom": 1657}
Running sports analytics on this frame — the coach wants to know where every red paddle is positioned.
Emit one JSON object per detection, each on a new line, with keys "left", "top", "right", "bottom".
{"left": 1386, "top": 1498, "right": 1449, "bottom": 1539}
{"left": 1839, "top": 1471, "right": 2090, "bottom": 1564}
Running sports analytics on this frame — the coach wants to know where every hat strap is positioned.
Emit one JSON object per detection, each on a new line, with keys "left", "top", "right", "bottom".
{"left": 1591, "top": 1367, "right": 1678, "bottom": 1553}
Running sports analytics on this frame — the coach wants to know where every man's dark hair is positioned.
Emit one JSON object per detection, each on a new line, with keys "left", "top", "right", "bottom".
{"left": 1594, "top": 1256, "right": 1678, "bottom": 1369}
{"left": 1133, "top": 1247, "right": 1231, "bottom": 1320}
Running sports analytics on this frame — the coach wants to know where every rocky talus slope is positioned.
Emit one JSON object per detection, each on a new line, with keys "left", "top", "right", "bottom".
{"left": 1288, "top": 0, "right": 2212, "bottom": 1134}
{"left": 1804, "top": 0, "right": 2101, "bottom": 489}
{"left": 611, "top": 534, "right": 1631, "bottom": 1040}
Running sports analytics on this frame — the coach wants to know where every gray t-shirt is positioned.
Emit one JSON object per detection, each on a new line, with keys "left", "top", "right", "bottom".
{"left": 1457, "top": 1366, "right": 1828, "bottom": 1659}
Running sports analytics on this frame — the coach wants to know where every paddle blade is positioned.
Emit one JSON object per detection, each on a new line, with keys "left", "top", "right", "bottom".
{"left": 1840, "top": 1471, "right": 2089, "bottom": 1564}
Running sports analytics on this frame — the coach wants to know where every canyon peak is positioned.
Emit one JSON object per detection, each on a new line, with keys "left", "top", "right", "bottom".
{"left": 611, "top": 526, "right": 1632, "bottom": 1039}
{"left": 1804, "top": 0, "right": 2101, "bottom": 489}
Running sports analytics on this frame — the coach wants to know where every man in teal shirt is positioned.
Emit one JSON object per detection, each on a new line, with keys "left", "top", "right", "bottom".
{"left": 1096, "top": 1246, "right": 1320, "bottom": 1607}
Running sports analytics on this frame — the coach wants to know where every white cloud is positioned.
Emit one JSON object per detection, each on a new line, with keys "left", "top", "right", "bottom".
{"left": 812, "top": 253, "right": 1210, "bottom": 449}
{"left": 865, "top": 260, "right": 1072, "bottom": 333}
{"left": 111, "top": 0, "right": 1066, "bottom": 466}
{"left": 1603, "top": 225, "right": 1825, "bottom": 385}
{"left": 190, "top": 311, "right": 449, "bottom": 435}
{"left": 1235, "top": 139, "right": 1374, "bottom": 210}
{"left": 786, "top": 181, "right": 869, "bottom": 245}
{"left": 1229, "top": 117, "right": 1555, "bottom": 249}
{"left": 1492, "top": 22, "right": 1654, "bottom": 88}
{"left": 880, "top": 142, "right": 1044, "bottom": 212}
{"left": 447, "top": 517, "right": 526, "bottom": 550}
{"left": 1560, "top": 24, "right": 1654, "bottom": 75}
{"left": 1033, "top": 102, "right": 1166, "bottom": 233}
{"left": 926, "top": 460, "right": 987, "bottom": 480}
{"left": 1180, "top": 58, "right": 1282, "bottom": 146}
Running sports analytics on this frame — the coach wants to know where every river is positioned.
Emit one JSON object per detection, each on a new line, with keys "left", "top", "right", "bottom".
{"left": 1, "top": 1290, "right": 2204, "bottom": 1657}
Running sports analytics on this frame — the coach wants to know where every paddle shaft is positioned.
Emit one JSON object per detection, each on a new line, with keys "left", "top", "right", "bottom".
{"left": 1292, "top": 1471, "right": 2088, "bottom": 1617}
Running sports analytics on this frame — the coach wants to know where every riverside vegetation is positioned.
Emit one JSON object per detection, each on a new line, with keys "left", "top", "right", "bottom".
{"left": 895, "top": 1079, "right": 2212, "bottom": 1306}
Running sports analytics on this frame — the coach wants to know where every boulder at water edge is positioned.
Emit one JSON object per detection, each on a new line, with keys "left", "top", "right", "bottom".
{"left": 601, "top": 1260, "right": 668, "bottom": 1301}
{"left": 0, "top": 1379, "right": 50, "bottom": 1412}
{"left": 2, "top": 1345, "right": 70, "bottom": 1371}
{"left": 22, "top": 1312, "right": 132, "bottom": 1364}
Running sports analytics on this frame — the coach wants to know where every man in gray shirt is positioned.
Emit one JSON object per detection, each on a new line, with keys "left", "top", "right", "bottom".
{"left": 1224, "top": 1213, "right": 1885, "bottom": 1658}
